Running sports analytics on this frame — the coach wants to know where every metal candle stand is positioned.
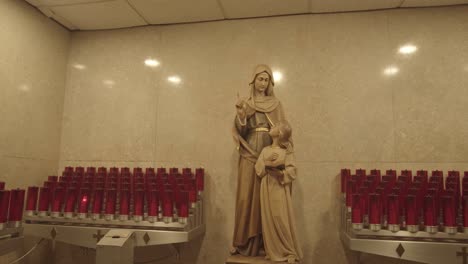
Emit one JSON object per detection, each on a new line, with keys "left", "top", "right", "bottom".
{"left": 21, "top": 167, "right": 206, "bottom": 264}
{"left": 340, "top": 169, "right": 468, "bottom": 264}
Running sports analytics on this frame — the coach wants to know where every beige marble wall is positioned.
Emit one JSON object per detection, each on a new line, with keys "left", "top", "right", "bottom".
{"left": 0, "top": 0, "right": 70, "bottom": 188}
{"left": 58, "top": 5, "right": 468, "bottom": 264}
{"left": 0, "top": 0, "right": 70, "bottom": 263}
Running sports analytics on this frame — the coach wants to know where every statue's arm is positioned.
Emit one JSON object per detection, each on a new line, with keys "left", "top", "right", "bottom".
{"left": 255, "top": 151, "right": 267, "bottom": 178}
{"left": 234, "top": 114, "right": 248, "bottom": 137}
{"left": 281, "top": 152, "right": 297, "bottom": 185}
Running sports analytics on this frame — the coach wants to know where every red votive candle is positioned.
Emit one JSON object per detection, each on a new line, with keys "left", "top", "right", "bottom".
{"left": 178, "top": 191, "right": 189, "bottom": 224}
{"left": 463, "top": 195, "right": 468, "bottom": 233}
{"left": 133, "top": 190, "right": 144, "bottom": 222}
{"left": 406, "top": 195, "right": 418, "bottom": 232}
{"left": 64, "top": 188, "right": 77, "bottom": 218}
{"left": 38, "top": 187, "right": 50, "bottom": 217}
{"left": 78, "top": 189, "right": 89, "bottom": 219}
{"left": 0, "top": 190, "right": 10, "bottom": 229}
{"left": 341, "top": 169, "right": 351, "bottom": 194}
{"left": 369, "top": 193, "right": 381, "bottom": 231}
{"left": 387, "top": 194, "right": 400, "bottom": 232}
{"left": 48, "top": 176, "right": 58, "bottom": 182}
{"left": 351, "top": 193, "right": 363, "bottom": 230}
{"left": 8, "top": 189, "right": 25, "bottom": 227}
{"left": 104, "top": 189, "right": 116, "bottom": 220}
{"left": 0, "top": 182, "right": 4, "bottom": 190}
{"left": 163, "top": 191, "right": 173, "bottom": 223}
{"left": 25, "top": 187, "right": 39, "bottom": 216}
{"left": 119, "top": 190, "right": 130, "bottom": 221}
{"left": 424, "top": 195, "right": 438, "bottom": 233}
{"left": 51, "top": 188, "right": 65, "bottom": 217}
{"left": 147, "top": 190, "right": 159, "bottom": 223}
{"left": 195, "top": 168, "right": 204, "bottom": 194}
{"left": 346, "top": 180, "right": 356, "bottom": 210}
{"left": 92, "top": 189, "right": 103, "bottom": 220}
{"left": 443, "top": 195, "right": 457, "bottom": 234}
{"left": 189, "top": 188, "right": 197, "bottom": 208}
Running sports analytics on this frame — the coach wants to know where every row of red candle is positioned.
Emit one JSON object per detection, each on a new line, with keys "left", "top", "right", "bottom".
{"left": 56, "top": 168, "right": 204, "bottom": 194}
{"left": 26, "top": 186, "right": 195, "bottom": 223}
{"left": 350, "top": 192, "right": 468, "bottom": 233}
{"left": 0, "top": 185, "right": 25, "bottom": 229}
{"left": 61, "top": 167, "right": 201, "bottom": 178}
{"left": 342, "top": 169, "right": 467, "bottom": 233}
{"left": 341, "top": 169, "right": 468, "bottom": 194}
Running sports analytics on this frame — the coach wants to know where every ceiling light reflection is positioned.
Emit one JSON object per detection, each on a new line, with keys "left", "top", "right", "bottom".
{"left": 398, "top": 44, "right": 418, "bottom": 55}
{"left": 73, "top": 64, "right": 86, "bottom": 70}
{"left": 103, "top": 80, "right": 115, "bottom": 87}
{"left": 19, "top": 84, "right": 30, "bottom": 92}
{"left": 383, "top": 66, "right": 399, "bottom": 76}
{"left": 168, "top": 76, "right": 181, "bottom": 84}
{"left": 273, "top": 71, "right": 283, "bottom": 82}
{"left": 144, "top": 59, "right": 160, "bottom": 67}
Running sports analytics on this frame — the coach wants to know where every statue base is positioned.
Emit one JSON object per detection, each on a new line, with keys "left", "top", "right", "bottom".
{"left": 226, "top": 255, "right": 289, "bottom": 264}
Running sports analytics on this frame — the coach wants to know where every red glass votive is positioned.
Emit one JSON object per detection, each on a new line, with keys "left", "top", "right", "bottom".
{"left": 78, "top": 189, "right": 89, "bottom": 218}
{"left": 0, "top": 191, "right": 10, "bottom": 229}
{"left": 351, "top": 194, "right": 362, "bottom": 230}
{"left": 386, "top": 170, "right": 397, "bottom": 178}
{"left": 64, "top": 188, "right": 77, "bottom": 218}
{"left": 146, "top": 168, "right": 155, "bottom": 175}
{"left": 48, "top": 176, "right": 58, "bottom": 182}
{"left": 443, "top": 195, "right": 457, "bottom": 233}
{"left": 370, "top": 169, "right": 381, "bottom": 177}
{"left": 8, "top": 189, "right": 25, "bottom": 226}
{"left": 195, "top": 168, "right": 204, "bottom": 193}
{"left": 178, "top": 191, "right": 189, "bottom": 224}
{"left": 169, "top": 167, "right": 178, "bottom": 175}
{"left": 369, "top": 193, "right": 381, "bottom": 231}
{"left": 98, "top": 167, "right": 107, "bottom": 174}
{"left": 119, "top": 190, "right": 130, "bottom": 221}
{"left": 38, "top": 187, "right": 50, "bottom": 216}
{"left": 92, "top": 189, "right": 103, "bottom": 219}
{"left": 463, "top": 196, "right": 468, "bottom": 230}
{"left": 0, "top": 182, "right": 4, "bottom": 190}
{"left": 182, "top": 168, "right": 192, "bottom": 175}
{"left": 25, "top": 187, "right": 39, "bottom": 216}
{"left": 189, "top": 188, "right": 197, "bottom": 208}
{"left": 50, "top": 188, "right": 64, "bottom": 217}
{"left": 157, "top": 167, "right": 166, "bottom": 175}
{"left": 104, "top": 189, "right": 116, "bottom": 220}
{"left": 163, "top": 191, "right": 173, "bottom": 223}
{"left": 359, "top": 187, "right": 369, "bottom": 219}
{"left": 406, "top": 195, "right": 418, "bottom": 231}
{"left": 341, "top": 169, "right": 351, "bottom": 194}
{"left": 147, "top": 190, "right": 159, "bottom": 221}
{"left": 424, "top": 195, "right": 437, "bottom": 233}
{"left": 346, "top": 180, "right": 356, "bottom": 209}
{"left": 386, "top": 194, "right": 398, "bottom": 232}
{"left": 133, "top": 190, "right": 144, "bottom": 221}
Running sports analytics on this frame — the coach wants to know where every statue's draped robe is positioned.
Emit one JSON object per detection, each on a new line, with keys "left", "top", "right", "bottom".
{"left": 255, "top": 146, "right": 303, "bottom": 262}
{"left": 232, "top": 96, "right": 286, "bottom": 256}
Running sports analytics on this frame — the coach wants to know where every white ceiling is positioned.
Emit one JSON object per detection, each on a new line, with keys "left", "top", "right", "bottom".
{"left": 25, "top": 0, "right": 468, "bottom": 30}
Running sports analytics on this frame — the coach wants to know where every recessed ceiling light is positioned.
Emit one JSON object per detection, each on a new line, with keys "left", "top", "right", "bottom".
{"left": 383, "top": 66, "right": 399, "bottom": 76}
{"left": 273, "top": 71, "right": 283, "bottom": 82}
{"left": 398, "top": 44, "right": 418, "bottom": 55}
{"left": 168, "top": 76, "right": 181, "bottom": 84}
{"left": 144, "top": 59, "right": 160, "bottom": 67}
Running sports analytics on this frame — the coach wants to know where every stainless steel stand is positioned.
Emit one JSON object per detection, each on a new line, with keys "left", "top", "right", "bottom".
{"left": 340, "top": 196, "right": 468, "bottom": 264}
{"left": 0, "top": 227, "right": 24, "bottom": 257}
{"left": 23, "top": 198, "right": 205, "bottom": 264}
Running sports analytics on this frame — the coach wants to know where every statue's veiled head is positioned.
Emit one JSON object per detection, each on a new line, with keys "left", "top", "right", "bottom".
{"left": 249, "top": 64, "right": 275, "bottom": 97}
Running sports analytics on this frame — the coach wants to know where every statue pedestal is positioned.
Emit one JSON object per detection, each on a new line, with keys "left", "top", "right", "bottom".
{"left": 226, "top": 255, "right": 288, "bottom": 264}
